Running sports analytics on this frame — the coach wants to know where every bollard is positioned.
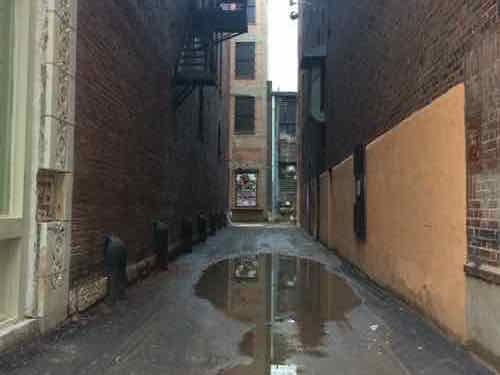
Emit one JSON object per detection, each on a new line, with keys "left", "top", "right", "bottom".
{"left": 103, "top": 235, "right": 128, "bottom": 303}
{"left": 198, "top": 212, "right": 208, "bottom": 242}
{"left": 219, "top": 212, "right": 226, "bottom": 229}
{"left": 182, "top": 217, "right": 193, "bottom": 253}
{"left": 153, "top": 220, "right": 169, "bottom": 270}
{"left": 216, "top": 212, "right": 222, "bottom": 229}
{"left": 209, "top": 212, "right": 217, "bottom": 236}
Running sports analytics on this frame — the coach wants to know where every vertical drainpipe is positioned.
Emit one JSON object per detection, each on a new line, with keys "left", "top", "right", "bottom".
{"left": 316, "top": 174, "right": 320, "bottom": 241}
{"left": 271, "top": 94, "right": 277, "bottom": 220}
{"left": 267, "top": 82, "right": 273, "bottom": 220}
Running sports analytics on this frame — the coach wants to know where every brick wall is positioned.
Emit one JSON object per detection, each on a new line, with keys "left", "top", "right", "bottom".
{"left": 228, "top": 0, "right": 270, "bottom": 220}
{"left": 72, "top": 0, "right": 229, "bottom": 285}
{"left": 323, "top": 0, "right": 498, "bottom": 167}
{"left": 466, "top": 24, "right": 500, "bottom": 267}
{"left": 298, "top": 0, "right": 500, "bottom": 259}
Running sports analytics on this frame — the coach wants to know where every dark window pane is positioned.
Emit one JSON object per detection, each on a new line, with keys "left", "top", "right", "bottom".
{"left": 236, "top": 44, "right": 251, "bottom": 59}
{"left": 235, "top": 96, "right": 255, "bottom": 134}
{"left": 247, "top": 0, "right": 256, "bottom": 24}
{"left": 236, "top": 62, "right": 250, "bottom": 76}
{"left": 237, "top": 117, "right": 251, "bottom": 132}
{"left": 235, "top": 42, "right": 255, "bottom": 79}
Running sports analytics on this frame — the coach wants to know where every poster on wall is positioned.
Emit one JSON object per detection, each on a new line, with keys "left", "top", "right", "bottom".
{"left": 236, "top": 172, "right": 257, "bottom": 207}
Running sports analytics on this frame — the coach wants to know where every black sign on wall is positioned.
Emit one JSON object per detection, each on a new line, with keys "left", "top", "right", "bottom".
{"left": 354, "top": 144, "right": 366, "bottom": 241}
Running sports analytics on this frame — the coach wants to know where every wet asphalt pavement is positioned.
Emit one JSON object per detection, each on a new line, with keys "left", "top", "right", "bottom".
{"left": 0, "top": 224, "right": 494, "bottom": 375}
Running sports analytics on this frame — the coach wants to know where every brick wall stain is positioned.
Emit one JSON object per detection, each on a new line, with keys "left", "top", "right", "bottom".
{"left": 72, "top": 0, "right": 229, "bottom": 285}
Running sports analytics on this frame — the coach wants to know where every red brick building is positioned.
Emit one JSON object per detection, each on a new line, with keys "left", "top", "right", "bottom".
{"left": 0, "top": 0, "right": 244, "bottom": 348}
{"left": 71, "top": 0, "right": 232, "bottom": 298}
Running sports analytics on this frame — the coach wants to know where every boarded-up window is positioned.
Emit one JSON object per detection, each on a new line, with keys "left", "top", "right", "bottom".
{"left": 234, "top": 96, "right": 255, "bottom": 134}
{"left": 0, "top": 0, "right": 13, "bottom": 214}
{"left": 247, "top": 0, "right": 256, "bottom": 24}
{"left": 235, "top": 42, "right": 255, "bottom": 79}
{"left": 236, "top": 171, "right": 257, "bottom": 207}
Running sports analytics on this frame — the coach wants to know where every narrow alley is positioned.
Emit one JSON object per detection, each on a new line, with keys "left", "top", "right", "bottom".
{"left": 3, "top": 0, "right": 500, "bottom": 373}
{"left": 0, "top": 226, "right": 493, "bottom": 375}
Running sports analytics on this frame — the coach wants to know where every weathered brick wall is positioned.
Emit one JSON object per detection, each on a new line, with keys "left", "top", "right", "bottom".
{"left": 324, "top": 0, "right": 498, "bottom": 167}
{"left": 466, "top": 24, "right": 500, "bottom": 267}
{"left": 72, "top": 0, "right": 229, "bottom": 284}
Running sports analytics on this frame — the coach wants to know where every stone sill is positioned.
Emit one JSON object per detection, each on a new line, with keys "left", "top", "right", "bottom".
{"left": 464, "top": 262, "right": 500, "bottom": 286}
{"left": 0, "top": 319, "right": 39, "bottom": 353}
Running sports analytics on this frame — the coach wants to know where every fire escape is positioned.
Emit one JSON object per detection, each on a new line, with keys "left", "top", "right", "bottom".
{"left": 176, "top": 0, "right": 248, "bottom": 107}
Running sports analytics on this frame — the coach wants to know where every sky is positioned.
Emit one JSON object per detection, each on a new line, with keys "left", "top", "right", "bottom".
{"left": 269, "top": 0, "right": 298, "bottom": 92}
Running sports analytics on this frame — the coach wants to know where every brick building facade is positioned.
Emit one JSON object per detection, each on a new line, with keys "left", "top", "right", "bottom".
{"left": 0, "top": 0, "right": 236, "bottom": 349}
{"left": 71, "top": 0, "right": 230, "bottom": 296}
{"left": 228, "top": 0, "right": 271, "bottom": 222}
{"left": 297, "top": 0, "right": 500, "bottom": 368}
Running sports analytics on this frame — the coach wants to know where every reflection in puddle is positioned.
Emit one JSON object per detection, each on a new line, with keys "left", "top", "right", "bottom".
{"left": 195, "top": 255, "right": 361, "bottom": 374}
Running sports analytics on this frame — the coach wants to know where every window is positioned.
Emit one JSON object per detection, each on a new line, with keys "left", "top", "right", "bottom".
{"left": 247, "top": 0, "right": 256, "bottom": 24}
{"left": 0, "top": 0, "right": 31, "bottom": 228}
{"left": 235, "top": 171, "right": 257, "bottom": 208}
{"left": 279, "top": 97, "right": 296, "bottom": 140}
{"left": 234, "top": 96, "right": 255, "bottom": 134}
{"left": 280, "top": 99, "right": 297, "bottom": 124}
{"left": 0, "top": 0, "right": 32, "bottom": 325}
{"left": 0, "top": 0, "right": 13, "bottom": 215}
{"left": 279, "top": 124, "right": 296, "bottom": 139}
{"left": 235, "top": 42, "right": 255, "bottom": 79}
{"left": 309, "top": 63, "right": 325, "bottom": 122}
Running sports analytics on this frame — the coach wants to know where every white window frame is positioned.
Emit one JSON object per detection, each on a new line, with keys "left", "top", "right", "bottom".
{"left": 0, "top": 0, "right": 32, "bottom": 241}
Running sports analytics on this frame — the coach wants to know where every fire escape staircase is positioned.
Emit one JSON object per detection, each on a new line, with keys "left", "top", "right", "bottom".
{"left": 175, "top": 0, "right": 248, "bottom": 108}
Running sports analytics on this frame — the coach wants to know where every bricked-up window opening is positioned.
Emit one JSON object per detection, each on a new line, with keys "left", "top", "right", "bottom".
{"left": 247, "top": 0, "right": 256, "bottom": 24}
{"left": 235, "top": 96, "right": 255, "bottom": 134}
{"left": 235, "top": 171, "right": 257, "bottom": 207}
{"left": 235, "top": 42, "right": 255, "bottom": 79}
{"left": 353, "top": 144, "right": 366, "bottom": 241}
{"left": 0, "top": 0, "right": 13, "bottom": 215}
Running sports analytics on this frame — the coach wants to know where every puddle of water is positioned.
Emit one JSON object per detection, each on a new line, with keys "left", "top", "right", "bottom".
{"left": 195, "top": 255, "right": 362, "bottom": 374}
